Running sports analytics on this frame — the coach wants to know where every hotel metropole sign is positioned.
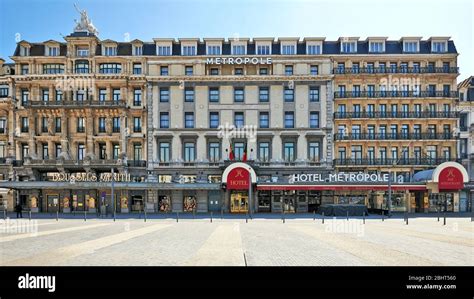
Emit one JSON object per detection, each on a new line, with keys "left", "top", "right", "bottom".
{"left": 206, "top": 57, "right": 272, "bottom": 65}
{"left": 289, "top": 172, "right": 395, "bottom": 184}
{"left": 51, "top": 172, "right": 131, "bottom": 183}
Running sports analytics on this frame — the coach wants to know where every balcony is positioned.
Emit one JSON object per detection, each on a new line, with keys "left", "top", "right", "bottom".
{"left": 334, "top": 133, "right": 456, "bottom": 141}
{"left": 334, "top": 111, "right": 459, "bottom": 119}
{"left": 127, "top": 160, "right": 147, "bottom": 167}
{"left": 334, "top": 158, "right": 460, "bottom": 166}
{"left": 333, "top": 66, "right": 459, "bottom": 75}
{"left": 334, "top": 91, "right": 458, "bottom": 99}
{"left": 25, "top": 99, "right": 126, "bottom": 108}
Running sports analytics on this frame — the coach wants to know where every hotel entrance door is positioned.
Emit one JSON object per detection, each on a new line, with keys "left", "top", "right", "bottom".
{"left": 230, "top": 191, "right": 248, "bottom": 213}
{"left": 283, "top": 191, "right": 296, "bottom": 213}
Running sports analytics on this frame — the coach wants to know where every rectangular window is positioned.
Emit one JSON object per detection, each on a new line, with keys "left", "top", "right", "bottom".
{"left": 207, "top": 45, "right": 221, "bottom": 55}
{"left": 76, "top": 47, "right": 89, "bottom": 57}
{"left": 113, "top": 117, "right": 120, "bottom": 132}
{"left": 47, "top": 46, "right": 59, "bottom": 56}
{"left": 208, "top": 142, "right": 220, "bottom": 162}
{"left": 234, "top": 68, "right": 244, "bottom": 75}
{"left": 77, "top": 144, "right": 85, "bottom": 160}
{"left": 133, "top": 46, "right": 143, "bottom": 56}
{"left": 284, "top": 142, "right": 295, "bottom": 162}
{"left": 259, "top": 68, "right": 268, "bottom": 75}
{"left": 282, "top": 45, "right": 295, "bottom": 55}
{"left": 54, "top": 117, "right": 61, "bottom": 133}
{"left": 112, "top": 144, "right": 120, "bottom": 159}
{"left": 182, "top": 46, "right": 196, "bottom": 56}
{"left": 285, "top": 65, "right": 293, "bottom": 75}
{"left": 42, "top": 64, "right": 64, "bottom": 74}
{"left": 133, "top": 89, "right": 142, "bottom": 106}
{"left": 308, "top": 142, "right": 320, "bottom": 162}
{"left": 21, "top": 89, "right": 29, "bottom": 105}
{"left": 209, "top": 87, "right": 219, "bottom": 102}
{"left": 133, "top": 117, "right": 142, "bottom": 132}
{"left": 55, "top": 89, "right": 63, "bottom": 101}
{"left": 184, "top": 142, "right": 196, "bottom": 162}
{"left": 307, "top": 45, "right": 321, "bottom": 55}
{"left": 55, "top": 144, "right": 62, "bottom": 158}
{"left": 341, "top": 42, "right": 356, "bottom": 53}
{"left": 257, "top": 45, "right": 270, "bottom": 55}
{"left": 41, "top": 117, "right": 48, "bottom": 133}
{"left": 309, "top": 86, "right": 320, "bottom": 102}
{"left": 210, "top": 68, "right": 219, "bottom": 75}
{"left": 310, "top": 65, "right": 319, "bottom": 75}
{"left": 159, "top": 142, "right": 170, "bottom": 162}
{"left": 21, "top": 117, "right": 29, "bottom": 133}
{"left": 157, "top": 46, "right": 171, "bottom": 56}
{"left": 185, "top": 66, "right": 193, "bottom": 76}
{"left": 432, "top": 41, "right": 446, "bottom": 53}
{"left": 99, "top": 89, "right": 107, "bottom": 102}
{"left": 160, "top": 66, "right": 169, "bottom": 76}
{"left": 258, "top": 142, "right": 270, "bottom": 162}
{"left": 103, "top": 46, "right": 117, "bottom": 56}
{"left": 234, "top": 88, "right": 244, "bottom": 102}
{"left": 185, "top": 112, "right": 194, "bottom": 128}
{"left": 184, "top": 88, "right": 195, "bottom": 102}
{"left": 21, "top": 64, "right": 29, "bottom": 75}
{"left": 284, "top": 112, "right": 294, "bottom": 128}
{"left": 159, "top": 88, "right": 170, "bottom": 102}
{"left": 99, "top": 63, "right": 121, "bottom": 74}
{"left": 42, "top": 143, "right": 49, "bottom": 159}
{"left": 42, "top": 89, "right": 49, "bottom": 101}
{"left": 232, "top": 45, "right": 246, "bottom": 55}
{"left": 133, "top": 144, "right": 142, "bottom": 161}
{"left": 98, "top": 117, "right": 106, "bottom": 133}
{"left": 112, "top": 89, "right": 120, "bottom": 102}
{"left": 284, "top": 88, "right": 294, "bottom": 102}
{"left": 259, "top": 112, "right": 269, "bottom": 128}
{"left": 259, "top": 87, "right": 269, "bottom": 102}
{"left": 75, "top": 60, "right": 89, "bottom": 73}
{"left": 77, "top": 117, "right": 85, "bottom": 133}
{"left": 160, "top": 112, "right": 169, "bottom": 128}
{"left": 403, "top": 41, "right": 418, "bottom": 53}
{"left": 309, "top": 112, "right": 319, "bottom": 128}
{"left": 133, "top": 63, "right": 142, "bottom": 75}
{"left": 234, "top": 112, "right": 244, "bottom": 128}
{"left": 369, "top": 42, "right": 384, "bottom": 53}
{"left": 209, "top": 112, "right": 219, "bottom": 128}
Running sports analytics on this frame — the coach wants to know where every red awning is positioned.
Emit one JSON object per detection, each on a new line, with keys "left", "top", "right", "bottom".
{"left": 256, "top": 184, "right": 427, "bottom": 191}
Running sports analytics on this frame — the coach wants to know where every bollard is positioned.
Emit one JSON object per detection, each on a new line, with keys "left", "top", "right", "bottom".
{"left": 56, "top": 210, "right": 59, "bottom": 221}
{"left": 139, "top": 208, "right": 141, "bottom": 219}
{"left": 246, "top": 212, "right": 248, "bottom": 223}
{"left": 84, "top": 210, "right": 87, "bottom": 221}
{"left": 144, "top": 208, "right": 147, "bottom": 222}
{"left": 443, "top": 213, "right": 446, "bottom": 226}
{"left": 176, "top": 212, "right": 179, "bottom": 223}
{"left": 406, "top": 216, "right": 408, "bottom": 225}
{"left": 382, "top": 210, "right": 384, "bottom": 222}
{"left": 282, "top": 213, "right": 285, "bottom": 224}
{"left": 363, "top": 212, "right": 365, "bottom": 224}
{"left": 3, "top": 209, "right": 6, "bottom": 220}
{"left": 29, "top": 210, "right": 31, "bottom": 221}
{"left": 313, "top": 210, "right": 316, "bottom": 221}
{"left": 322, "top": 212, "right": 325, "bottom": 224}
{"left": 346, "top": 211, "right": 349, "bottom": 221}
{"left": 210, "top": 212, "right": 213, "bottom": 223}
{"left": 221, "top": 208, "right": 223, "bottom": 220}
{"left": 193, "top": 208, "right": 195, "bottom": 219}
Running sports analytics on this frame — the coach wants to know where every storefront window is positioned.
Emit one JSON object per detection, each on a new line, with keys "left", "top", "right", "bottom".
{"left": 183, "top": 196, "right": 197, "bottom": 212}
{"left": 158, "top": 195, "right": 170, "bottom": 212}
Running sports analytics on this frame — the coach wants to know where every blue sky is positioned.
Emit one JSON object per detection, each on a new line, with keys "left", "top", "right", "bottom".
{"left": 1, "top": 0, "right": 472, "bottom": 81}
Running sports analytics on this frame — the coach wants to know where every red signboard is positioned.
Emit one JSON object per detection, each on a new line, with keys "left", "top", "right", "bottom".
{"left": 227, "top": 167, "right": 250, "bottom": 190}
{"left": 438, "top": 167, "right": 464, "bottom": 190}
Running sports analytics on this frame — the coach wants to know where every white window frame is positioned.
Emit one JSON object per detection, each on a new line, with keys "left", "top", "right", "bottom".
{"left": 231, "top": 41, "right": 247, "bottom": 55}
{"left": 19, "top": 46, "right": 30, "bottom": 56}
{"left": 181, "top": 42, "right": 197, "bottom": 56}
{"left": 431, "top": 40, "right": 448, "bottom": 53}
{"left": 206, "top": 42, "right": 222, "bottom": 55}
{"left": 256, "top": 42, "right": 272, "bottom": 55}
{"left": 281, "top": 42, "right": 296, "bottom": 55}
{"left": 103, "top": 45, "right": 117, "bottom": 56}
{"left": 368, "top": 41, "right": 385, "bottom": 53}
{"left": 403, "top": 41, "right": 419, "bottom": 53}
{"left": 46, "top": 45, "right": 60, "bottom": 56}
{"left": 306, "top": 41, "right": 322, "bottom": 55}
{"left": 132, "top": 45, "right": 143, "bottom": 56}
{"left": 156, "top": 42, "right": 173, "bottom": 56}
{"left": 341, "top": 41, "right": 357, "bottom": 53}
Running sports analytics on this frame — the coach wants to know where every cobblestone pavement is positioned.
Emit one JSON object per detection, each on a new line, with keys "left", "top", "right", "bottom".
{"left": 0, "top": 214, "right": 472, "bottom": 266}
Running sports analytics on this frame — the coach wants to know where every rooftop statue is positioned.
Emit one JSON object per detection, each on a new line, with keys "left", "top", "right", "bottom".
{"left": 73, "top": 4, "right": 99, "bottom": 35}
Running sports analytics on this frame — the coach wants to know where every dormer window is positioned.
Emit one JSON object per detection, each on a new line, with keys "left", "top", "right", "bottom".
{"left": 182, "top": 45, "right": 196, "bottom": 56}
{"left": 232, "top": 45, "right": 246, "bottom": 55}
{"left": 432, "top": 41, "right": 447, "bottom": 53}
{"left": 281, "top": 44, "right": 296, "bottom": 55}
{"left": 207, "top": 45, "right": 221, "bottom": 55}
{"left": 76, "top": 47, "right": 89, "bottom": 57}
{"left": 403, "top": 41, "right": 419, "bottom": 53}
{"left": 104, "top": 46, "right": 117, "bottom": 56}
{"left": 257, "top": 45, "right": 271, "bottom": 55}
{"left": 19, "top": 46, "right": 30, "bottom": 56}
{"left": 369, "top": 41, "right": 384, "bottom": 53}
{"left": 133, "top": 45, "right": 143, "bottom": 56}
{"left": 341, "top": 41, "right": 357, "bottom": 53}
{"left": 307, "top": 44, "right": 321, "bottom": 55}
{"left": 157, "top": 46, "right": 171, "bottom": 56}
{"left": 46, "top": 46, "right": 59, "bottom": 56}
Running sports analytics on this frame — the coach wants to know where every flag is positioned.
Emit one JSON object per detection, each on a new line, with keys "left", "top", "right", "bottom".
{"left": 229, "top": 144, "right": 235, "bottom": 161}
{"left": 242, "top": 143, "right": 248, "bottom": 162}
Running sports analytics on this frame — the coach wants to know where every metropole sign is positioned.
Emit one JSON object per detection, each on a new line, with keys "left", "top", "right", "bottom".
{"left": 206, "top": 57, "right": 272, "bottom": 65}
{"left": 289, "top": 172, "right": 392, "bottom": 184}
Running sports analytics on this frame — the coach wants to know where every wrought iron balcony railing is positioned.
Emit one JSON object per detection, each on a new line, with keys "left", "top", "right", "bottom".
{"left": 25, "top": 99, "right": 126, "bottom": 108}
{"left": 334, "top": 111, "right": 459, "bottom": 119}
{"left": 333, "top": 158, "right": 460, "bottom": 166}
{"left": 333, "top": 66, "right": 459, "bottom": 75}
{"left": 334, "top": 91, "right": 458, "bottom": 99}
{"left": 334, "top": 132, "right": 456, "bottom": 141}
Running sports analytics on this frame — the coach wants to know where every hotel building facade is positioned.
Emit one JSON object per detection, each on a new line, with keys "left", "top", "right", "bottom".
{"left": 0, "top": 21, "right": 470, "bottom": 214}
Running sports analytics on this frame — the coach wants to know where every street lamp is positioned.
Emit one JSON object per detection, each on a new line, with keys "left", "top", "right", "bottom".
{"left": 111, "top": 167, "right": 115, "bottom": 221}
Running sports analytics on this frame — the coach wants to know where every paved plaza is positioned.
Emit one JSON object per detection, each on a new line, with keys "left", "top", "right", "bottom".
{"left": 0, "top": 214, "right": 473, "bottom": 266}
